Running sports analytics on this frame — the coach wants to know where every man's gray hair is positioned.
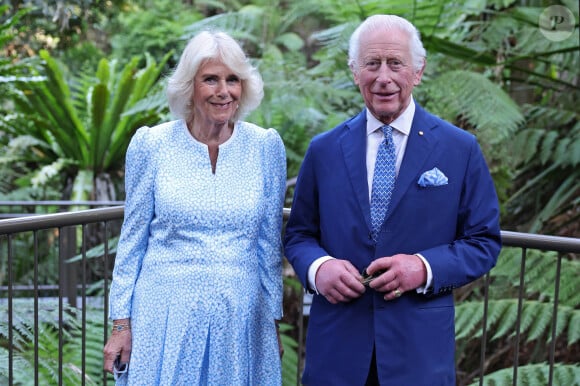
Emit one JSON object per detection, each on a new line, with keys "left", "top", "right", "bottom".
{"left": 348, "top": 15, "right": 426, "bottom": 73}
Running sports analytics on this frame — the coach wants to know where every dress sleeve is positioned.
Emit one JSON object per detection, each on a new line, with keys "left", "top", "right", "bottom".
{"left": 108, "top": 126, "right": 157, "bottom": 320}
{"left": 257, "top": 128, "right": 287, "bottom": 320}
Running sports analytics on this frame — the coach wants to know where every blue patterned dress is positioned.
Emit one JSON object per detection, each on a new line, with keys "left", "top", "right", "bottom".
{"left": 108, "top": 119, "right": 286, "bottom": 385}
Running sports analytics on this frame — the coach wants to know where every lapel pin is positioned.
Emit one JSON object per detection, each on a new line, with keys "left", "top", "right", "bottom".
{"left": 419, "top": 131, "right": 424, "bottom": 136}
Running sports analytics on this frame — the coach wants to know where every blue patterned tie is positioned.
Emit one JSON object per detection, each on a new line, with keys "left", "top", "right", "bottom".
{"left": 370, "top": 125, "right": 396, "bottom": 241}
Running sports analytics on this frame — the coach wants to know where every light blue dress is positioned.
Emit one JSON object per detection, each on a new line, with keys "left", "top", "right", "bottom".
{"left": 108, "top": 119, "right": 286, "bottom": 385}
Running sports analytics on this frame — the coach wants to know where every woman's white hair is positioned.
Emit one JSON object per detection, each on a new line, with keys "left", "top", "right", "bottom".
{"left": 348, "top": 14, "right": 426, "bottom": 73}
{"left": 166, "top": 30, "right": 264, "bottom": 122}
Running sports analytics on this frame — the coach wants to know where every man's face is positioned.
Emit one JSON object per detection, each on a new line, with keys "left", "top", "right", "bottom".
{"left": 351, "top": 28, "right": 425, "bottom": 124}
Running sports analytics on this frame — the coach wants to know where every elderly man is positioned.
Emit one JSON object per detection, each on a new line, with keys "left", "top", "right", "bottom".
{"left": 284, "top": 14, "right": 501, "bottom": 386}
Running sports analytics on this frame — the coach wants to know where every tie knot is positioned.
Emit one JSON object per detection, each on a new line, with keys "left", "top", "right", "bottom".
{"left": 380, "top": 125, "right": 393, "bottom": 137}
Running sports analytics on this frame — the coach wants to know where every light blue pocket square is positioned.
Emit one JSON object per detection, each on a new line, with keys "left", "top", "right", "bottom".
{"left": 418, "top": 167, "right": 448, "bottom": 187}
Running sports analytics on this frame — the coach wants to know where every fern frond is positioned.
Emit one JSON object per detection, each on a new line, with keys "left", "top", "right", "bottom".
{"left": 493, "top": 249, "right": 580, "bottom": 308}
{"left": 512, "top": 123, "right": 579, "bottom": 170}
{"left": 280, "top": 323, "right": 300, "bottom": 386}
{"left": 422, "top": 70, "right": 524, "bottom": 143}
{"left": 0, "top": 301, "right": 103, "bottom": 384}
{"left": 485, "top": 299, "right": 512, "bottom": 337}
{"left": 455, "top": 302, "right": 484, "bottom": 340}
{"left": 455, "top": 299, "right": 579, "bottom": 346}
{"left": 470, "top": 362, "right": 580, "bottom": 386}
{"left": 568, "top": 311, "right": 580, "bottom": 347}
{"left": 491, "top": 300, "right": 519, "bottom": 341}
{"left": 525, "top": 302, "right": 555, "bottom": 342}
{"left": 182, "top": 12, "right": 262, "bottom": 45}
{"left": 528, "top": 176, "right": 580, "bottom": 233}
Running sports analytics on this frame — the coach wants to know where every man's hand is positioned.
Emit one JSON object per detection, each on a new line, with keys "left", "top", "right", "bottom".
{"left": 366, "top": 254, "right": 427, "bottom": 300}
{"left": 315, "top": 259, "right": 366, "bottom": 304}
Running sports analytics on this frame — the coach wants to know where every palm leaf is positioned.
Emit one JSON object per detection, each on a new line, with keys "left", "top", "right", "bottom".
{"left": 105, "top": 52, "right": 171, "bottom": 171}
{"left": 38, "top": 50, "right": 89, "bottom": 162}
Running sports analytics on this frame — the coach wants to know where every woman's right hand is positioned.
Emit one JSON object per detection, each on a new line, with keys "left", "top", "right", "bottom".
{"left": 103, "top": 319, "right": 132, "bottom": 374}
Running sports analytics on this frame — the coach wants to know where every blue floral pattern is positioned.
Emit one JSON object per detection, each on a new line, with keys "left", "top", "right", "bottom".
{"left": 108, "top": 119, "right": 287, "bottom": 385}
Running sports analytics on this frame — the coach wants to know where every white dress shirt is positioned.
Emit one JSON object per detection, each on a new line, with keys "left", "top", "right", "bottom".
{"left": 307, "top": 98, "right": 433, "bottom": 293}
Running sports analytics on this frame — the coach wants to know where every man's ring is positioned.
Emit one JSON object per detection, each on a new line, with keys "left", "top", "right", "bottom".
{"left": 394, "top": 289, "right": 401, "bottom": 297}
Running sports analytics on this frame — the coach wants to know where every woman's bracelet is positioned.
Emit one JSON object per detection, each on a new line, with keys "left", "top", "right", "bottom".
{"left": 112, "top": 323, "right": 131, "bottom": 332}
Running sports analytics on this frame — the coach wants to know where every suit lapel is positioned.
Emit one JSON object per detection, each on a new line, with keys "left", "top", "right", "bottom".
{"left": 386, "top": 106, "right": 439, "bottom": 220}
{"left": 339, "top": 111, "right": 372, "bottom": 230}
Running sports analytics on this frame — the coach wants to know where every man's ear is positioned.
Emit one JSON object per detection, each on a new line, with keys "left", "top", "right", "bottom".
{"left": 413, "top": 59, "right": 426, "bottom": 86}
{"left": 350, "top": 64, "right": 360, "bottom": 85}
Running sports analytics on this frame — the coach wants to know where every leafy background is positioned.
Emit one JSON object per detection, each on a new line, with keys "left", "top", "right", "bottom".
{"left": 0, "top": 0, "right": 578, "bottom": 385}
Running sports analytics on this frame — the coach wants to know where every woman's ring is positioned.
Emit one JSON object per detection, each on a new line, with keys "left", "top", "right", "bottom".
{"left": 394, "top": 289, "right": 402, "bottom": 297}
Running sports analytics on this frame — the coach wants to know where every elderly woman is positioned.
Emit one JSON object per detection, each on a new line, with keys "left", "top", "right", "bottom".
{"left": 103, "top": 30, "right": 286, "bottom": 385}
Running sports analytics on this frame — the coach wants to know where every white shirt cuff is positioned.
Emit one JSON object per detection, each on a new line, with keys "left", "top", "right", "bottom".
{"left": 414, "top": 253, "right": 433, "bottom": 294}
{"left": 307, "top": 255, "right": 335, "bottom": 294}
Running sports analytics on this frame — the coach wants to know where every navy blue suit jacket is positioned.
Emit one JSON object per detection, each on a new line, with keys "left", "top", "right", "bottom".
{"left": 284, "top": 105, "right": 501, "bottom": 385}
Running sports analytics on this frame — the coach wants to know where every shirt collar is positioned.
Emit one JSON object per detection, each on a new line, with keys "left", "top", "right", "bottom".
{"left": 366, "top": 97, "right": 415, "bottom": 137}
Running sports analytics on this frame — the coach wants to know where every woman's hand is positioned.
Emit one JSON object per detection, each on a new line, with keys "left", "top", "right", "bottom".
{"left": 103, "top": 318, "right": 132, "bottom": 374}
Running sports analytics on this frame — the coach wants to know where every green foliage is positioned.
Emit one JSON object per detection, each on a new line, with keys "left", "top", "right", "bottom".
{"left": 2, "top": 49, "right": 171, "bottom": 201}
{"left": 279, "top": 323, "right": 300, "bottom": 386}
{"left": 455, "top": 248, "right": 580, "bottom": 384}
{"left": 180, "top": 1, "right": 356, "bottom": 178}
{"left": 3, "top": 0, "right": 129, "bottom": 54}
{"left": 456, "top": 299, "right": 580, "bottom": 346}
{"left": 468, "top": 363, "right": 580, "bottom": 386}
{"left": 1, "top": 0, "right": 578, "bottom": 383}
{"left": 0, "top": 230, "right": 60, "bottom": 289}
{"left": 421, "top": 70, "right": 524, "bottom": 143}
{"left": 0, "top": 301, "right": 105, "bottom": 385}
{"left": 506, "top": 109, "right": 579, "bottom": 233}
{"left": 454, "top": 3, "right": 579, "bottom": 235}
{"left": 109, "top": 0, "right": 201, "bottom": 68}
{"left": 493, "top": 248, "right": 580, "bottom": 309}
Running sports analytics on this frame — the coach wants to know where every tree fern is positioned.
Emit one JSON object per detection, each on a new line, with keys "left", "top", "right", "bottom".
{"left": 421, "top": 70, "right": 524, "bottom": 144}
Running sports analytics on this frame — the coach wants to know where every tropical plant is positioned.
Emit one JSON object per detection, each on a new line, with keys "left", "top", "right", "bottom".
{"left": 1, "top": 49, "right": 171, "bottom": 205}
{"left": 108, "top": 0, "right": 202, "bottom": 69}
{"left": 0, "top": 302, "right": 106, "bottom": 385}
{"left": 455, "top": 248, "right": 580, "bottom": 385}
{"left": 442, "top": 0, "right": 580, "bottom": 236}
{"left": 1, "top": 0, "right": 578, "bottom": 384}
{"left": 0, "top": 5, "right": 33, "bottom": 196}
{"left": 178, "top": 0, "right": 344, "bottom": 179}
